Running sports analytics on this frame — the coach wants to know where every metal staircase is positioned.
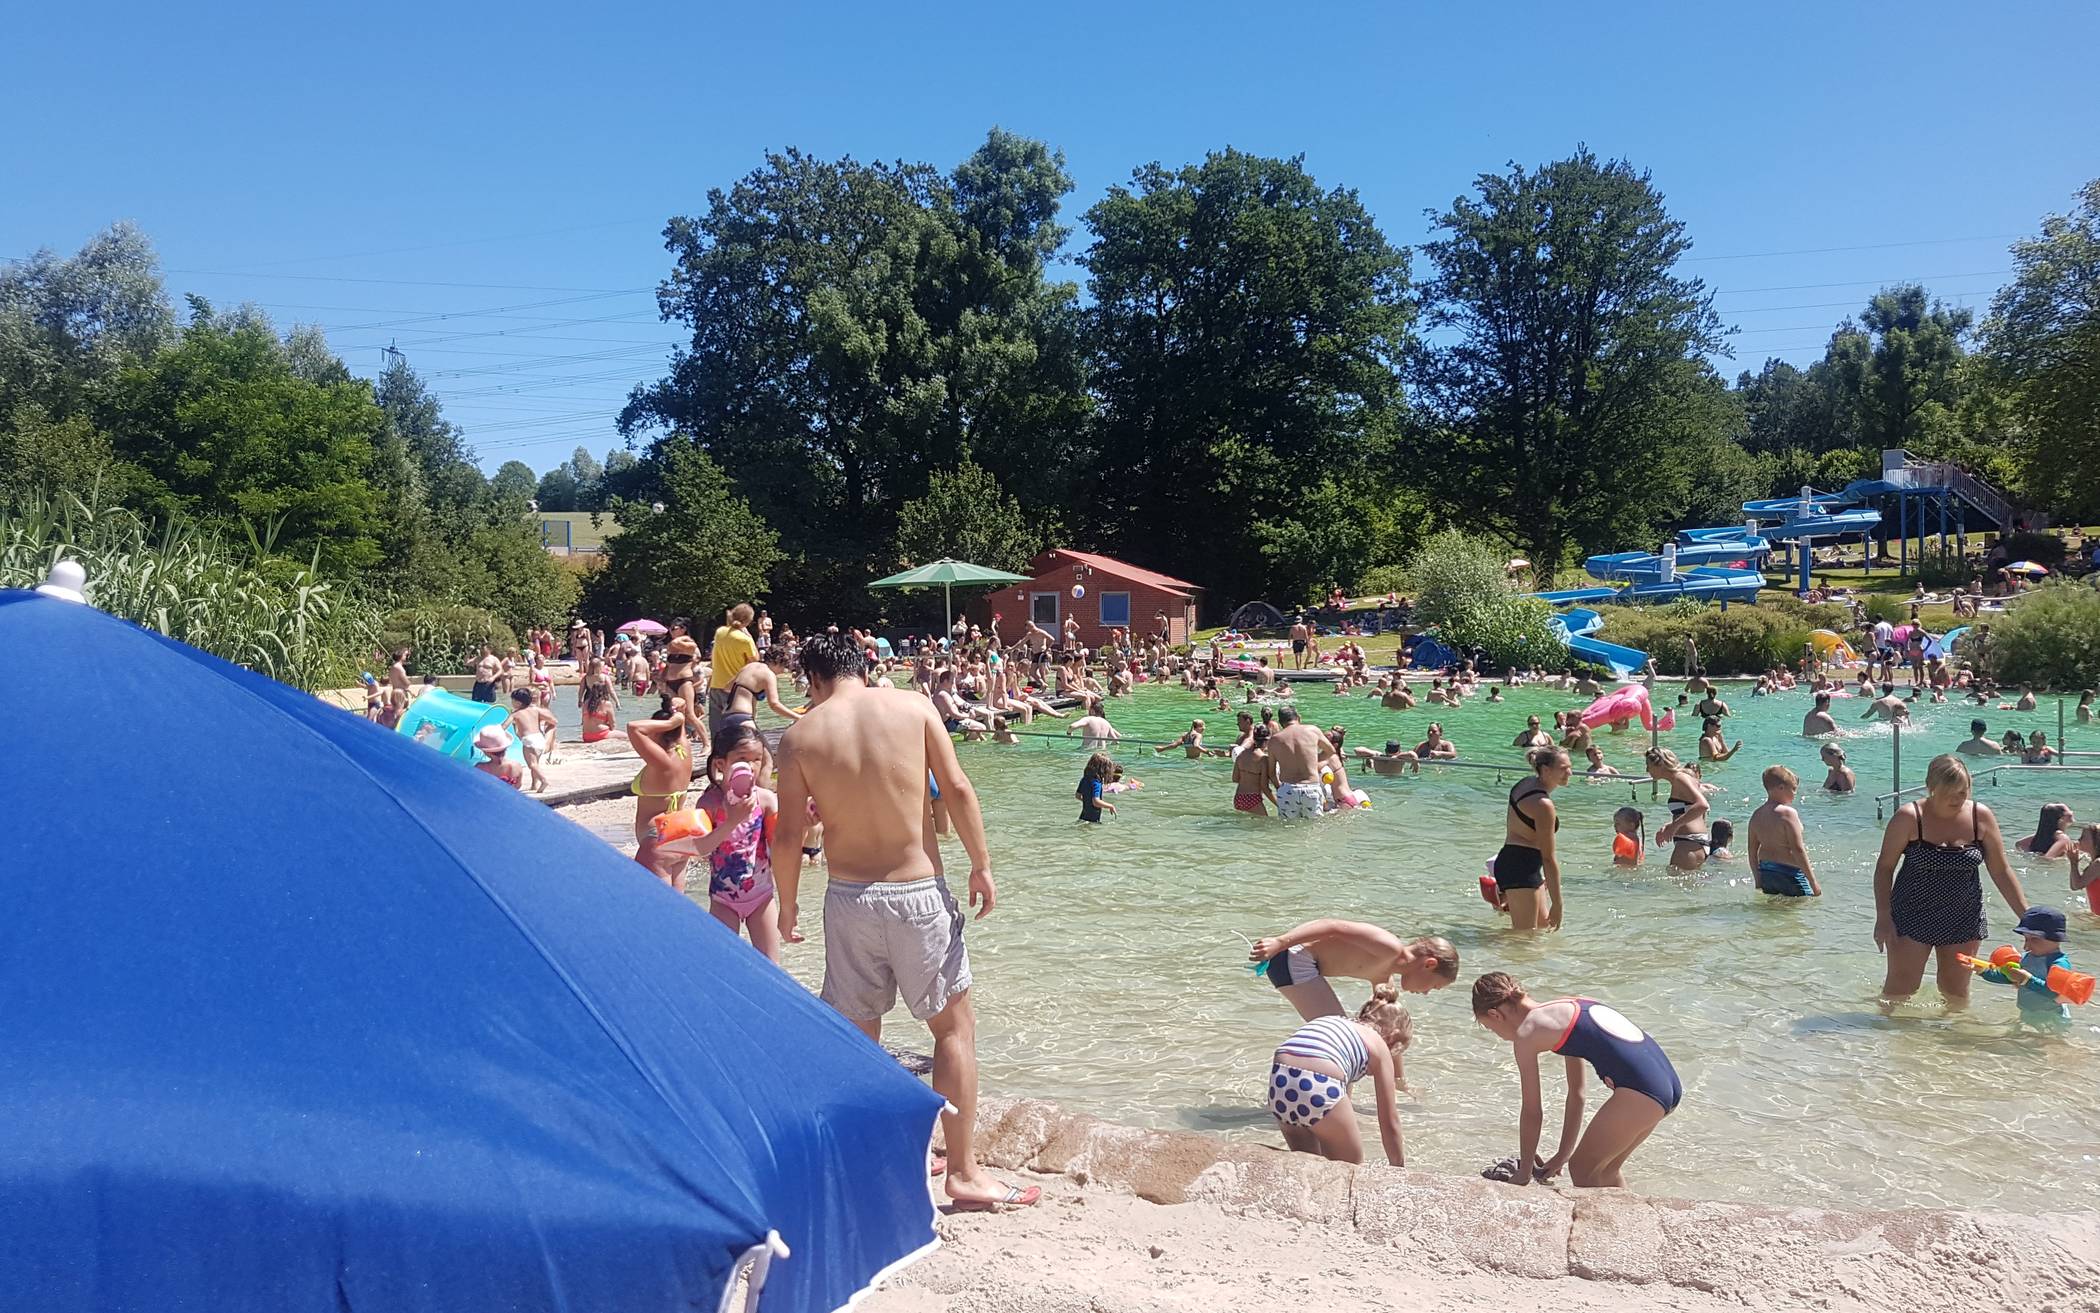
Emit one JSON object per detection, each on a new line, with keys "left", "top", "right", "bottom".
{"left": 1879, "top": 449, "right": 2036, "bottom": 533}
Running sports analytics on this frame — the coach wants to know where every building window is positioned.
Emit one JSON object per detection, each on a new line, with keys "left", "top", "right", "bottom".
{"left": 1099, "top": 591, "right": 1131, "bottom": 627}
{"left": 1030, "top": 592, "right": 1061, "bottom": 626}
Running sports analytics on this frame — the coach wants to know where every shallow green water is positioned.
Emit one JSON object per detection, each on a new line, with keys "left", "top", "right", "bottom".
{"left": 776, "top": 679, "right": 2100, "bottom": 1209}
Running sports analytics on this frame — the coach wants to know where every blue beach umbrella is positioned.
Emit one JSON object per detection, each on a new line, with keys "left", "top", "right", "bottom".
{"left": 0, "top": 587, "right": 942, "bottom": 1313}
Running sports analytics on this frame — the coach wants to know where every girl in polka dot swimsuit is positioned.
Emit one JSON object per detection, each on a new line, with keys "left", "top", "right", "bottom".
{"left": 1265, "top": 985, "right": 1413, "bottom": 1165}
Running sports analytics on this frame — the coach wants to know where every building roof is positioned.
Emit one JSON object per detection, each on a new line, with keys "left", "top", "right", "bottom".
{"left": 1043, "top": 548, "right": 1202, "bottom": 597}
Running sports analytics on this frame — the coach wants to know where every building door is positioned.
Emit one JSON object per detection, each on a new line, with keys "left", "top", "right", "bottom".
{"left": 1030, "top": 591, "right": 1060, "bottom": 629}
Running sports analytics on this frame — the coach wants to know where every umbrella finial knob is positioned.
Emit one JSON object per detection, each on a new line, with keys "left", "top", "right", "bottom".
{"left": 34, "top": 559, "right": 88, "bottom": 605}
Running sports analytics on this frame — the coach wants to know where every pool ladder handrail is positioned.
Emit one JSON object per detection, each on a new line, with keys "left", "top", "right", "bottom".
{"left": 1873, "top": 760, "right": 2100, "bottom": 818}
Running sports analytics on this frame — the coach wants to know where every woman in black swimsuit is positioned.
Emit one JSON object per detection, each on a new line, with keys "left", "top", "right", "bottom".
{"left": 1646, "top": 748, "right": 1712, "bottom": 872}
{"left": 1492, "top": 746, "right": 1569, "bottom": 931}
{"left": 1870, "top": 754, "right": 2027, "bottom": 1006}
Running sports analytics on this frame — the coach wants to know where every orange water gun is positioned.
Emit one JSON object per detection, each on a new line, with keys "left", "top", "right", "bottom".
{"left": 1957, "top": 947, "right": 2095, "bottom": 1005}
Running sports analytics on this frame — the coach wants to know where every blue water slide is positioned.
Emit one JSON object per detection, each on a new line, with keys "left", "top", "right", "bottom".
{"left": 1531, "top": 586, "right": 1620, "bottom": 605}
{"left": 1550, "top": 607, "right": 1650, "bottom": 677}
{"left": 1753, "top": 508, "right": 1883, "bottom": 543}
{"left": 1623, "top": 566, "right": 1767, "bottom": 604}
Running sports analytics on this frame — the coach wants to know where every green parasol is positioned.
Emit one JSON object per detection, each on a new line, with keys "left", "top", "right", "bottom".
{"left": 868, "top": 558, "right": 1032, "bottom": 638}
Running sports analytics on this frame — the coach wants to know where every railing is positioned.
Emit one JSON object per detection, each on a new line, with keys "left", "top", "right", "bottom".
{"left": 1883, "top": 448, "right": 2019, "bottom": 531}
{"left": 1873, "top": 762, "right": 2100, "bottom": 818}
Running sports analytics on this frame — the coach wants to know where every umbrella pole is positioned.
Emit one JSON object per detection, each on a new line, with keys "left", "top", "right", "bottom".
{"left": 945, "top": 582, "right": 953, "bottom": 643}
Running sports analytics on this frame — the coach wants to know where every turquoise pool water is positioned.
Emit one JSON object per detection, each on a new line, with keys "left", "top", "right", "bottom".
{"left": 777, "top": 679, "right": 2100, "bottom": 1210}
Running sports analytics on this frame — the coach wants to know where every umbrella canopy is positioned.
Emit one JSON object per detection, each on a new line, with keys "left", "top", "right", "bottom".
{"left": 2005, "top": 561, "right": 2050, "bottom": 576}
{"left": 869, "top": 558, "right": 1031, "bottom": 637}
{"left": 620, "top": 617, "right": 668, "bottom": 634}
{"left": 0, "top": 589, "right": 941, "bottom": 1313}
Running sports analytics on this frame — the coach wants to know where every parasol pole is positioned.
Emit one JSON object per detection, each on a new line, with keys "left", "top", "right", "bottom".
{"left": 945, "top": 580, "right": 954, "bottom": 643}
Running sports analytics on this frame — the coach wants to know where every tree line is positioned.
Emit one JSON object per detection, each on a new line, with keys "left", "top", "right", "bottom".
{"left": 6, "top": 151, "right": 2095, "bottom": 642}
{"left": 609, "top": 133, "right": 2098, "bottom": 617}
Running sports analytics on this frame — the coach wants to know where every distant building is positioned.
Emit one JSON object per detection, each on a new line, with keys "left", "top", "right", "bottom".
{"left": 537, "top": 511, "right": 618, "bottom": 559}
{"left": 969, "top": 549, "right": 1201, "bottom": 647}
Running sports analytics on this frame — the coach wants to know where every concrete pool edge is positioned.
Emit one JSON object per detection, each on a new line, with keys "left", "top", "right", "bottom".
{"left": 969, "top": 1095, "right": 2100, "bottom": 1303}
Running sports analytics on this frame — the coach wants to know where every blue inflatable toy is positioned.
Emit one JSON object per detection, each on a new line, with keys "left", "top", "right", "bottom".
{"left": 396, "top": 687, "right": 525, "bottom": 763}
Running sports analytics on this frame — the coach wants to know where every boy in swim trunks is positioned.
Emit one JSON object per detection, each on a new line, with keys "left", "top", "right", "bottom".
{"left": 1248, "top": 919, "right": 1460, "bottom": 1020}
{"left": 1746, "top": 765, "right": 1821, "bottom": 897}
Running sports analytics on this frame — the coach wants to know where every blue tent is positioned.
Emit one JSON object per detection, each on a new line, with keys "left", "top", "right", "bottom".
{"left": 0, "top": 589, "right": 943, "bottom": 1313}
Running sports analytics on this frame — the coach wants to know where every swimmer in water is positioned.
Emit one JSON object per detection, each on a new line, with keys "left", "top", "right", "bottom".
{"left": 1802, "top": 692, "right": 1837, "bottom": 737}
{"left": 1611, "top": 806, "right": 1644, "bottom": 867}
{"left": 1821, "top": 742, "right": 1855, "bottom": 793}
{"left": 1698, "top": 716, "right": 1743, "bottom": 762}
{"left": 1746, "top": 765, "right": 1820, "bottom": 897}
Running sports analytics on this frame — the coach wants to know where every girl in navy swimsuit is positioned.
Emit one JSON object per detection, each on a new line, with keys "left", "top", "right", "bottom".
{"left": 1471, "top": 972, "right": 1680, "bottom": 1189}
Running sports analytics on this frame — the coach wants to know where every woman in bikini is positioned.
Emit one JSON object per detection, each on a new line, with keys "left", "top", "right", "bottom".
{"left": 1870, "top": 754, "right": 2027, "bottom": 1007}
{"left": 628, "top": 697, "right": 696, "bottom": 890}
{"left": 1471, "top": 971, "right": 1681, "bottom": 1188}
{"left": 580, "top": 658, "right": 619, "bottom": 742}
{"left": 1489, "top": 746, "right": 1569, "bottom": 931}
{"left": 1648, "top": 748, "right": 1714, "bottom": 872}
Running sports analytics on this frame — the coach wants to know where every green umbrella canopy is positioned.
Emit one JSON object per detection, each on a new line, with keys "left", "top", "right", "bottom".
{"left": 868, "top": 559, "right": 1033, "bottom": 639}
{"left": 868, "top": 559, "right": 1032, "bottom": 588}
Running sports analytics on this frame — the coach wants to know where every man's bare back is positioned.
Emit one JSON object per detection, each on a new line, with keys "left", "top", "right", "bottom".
{"left": 1267, "top": 720, "right": 1325, "bottom": 784}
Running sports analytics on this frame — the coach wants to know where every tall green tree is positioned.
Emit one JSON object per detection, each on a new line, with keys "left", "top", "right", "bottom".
{"left": 374, "top": 353, "right": 487, "bottom": 535}
{"left": 1734, "top": 357, "right": 1852, "bottom": 455}
{"left": 489, "top": 460, "right": 537, "bottom": 506}
{"left": 592, "top": 437, "right": 781, "bottom": 625}
{"left": 1080, "top": 148, "right": 1412, "bottom": 607}
{"left": 622, "top": 129, "right": 1090, "bottom": 616}
{"left": 1407, "top": 149, "right": 1726, "bottom": 580}
{"left": 0, "top": 221, "right": 175, "bottom": 425}
{"left": 1983, "top": 179, "right": 2100, "bottom": 521}
{"left": 892, "top": 460, "right": 1046, "bottom": 573}
{"left": 1824, "top": 285, "right": 1973, "bottom": 455}
{"left": 101, "top": 300, "right": 387, "bottom": 573}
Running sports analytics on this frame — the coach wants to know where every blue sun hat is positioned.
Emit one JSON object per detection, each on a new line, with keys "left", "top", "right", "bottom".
{"left": 2013, "top": 906, "right": 2068, "bottom": 942}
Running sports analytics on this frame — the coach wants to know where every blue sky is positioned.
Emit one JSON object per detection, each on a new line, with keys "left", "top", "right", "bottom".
{"left": 5, "top": 1, "right": 2096, "bottom": 474}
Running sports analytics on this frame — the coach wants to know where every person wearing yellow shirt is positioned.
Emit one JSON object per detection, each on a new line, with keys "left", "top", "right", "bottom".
{"left": 708, "top": 603, "right": 759, "bottom": 734}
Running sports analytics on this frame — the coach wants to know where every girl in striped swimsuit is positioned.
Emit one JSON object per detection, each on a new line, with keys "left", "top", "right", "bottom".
{"left": 1264, "top": 986, "right": 1413, "bottom": 1165}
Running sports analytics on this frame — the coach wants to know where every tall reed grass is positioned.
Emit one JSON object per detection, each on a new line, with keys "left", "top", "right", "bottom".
{"left": 0, "top": 487, "right": 377, "bottom": 691}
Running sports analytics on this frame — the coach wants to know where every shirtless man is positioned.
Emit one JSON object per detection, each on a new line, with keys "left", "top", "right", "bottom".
{"left": 1802, "top": 692, "right": 1838, "bottom": 737}
{"left": 1860, "top": 690, "right": 1909, "bottom": 723}
{"left": 1065, "top": 698, "right": 1120, "bottom": 752}
{"left": 1745, "top": 765, "right": 1821, "bottom": 898}
{"left": 1266, "top": 707, "right": 1333, "bottom": 820}
{"left": 1957, "top": 719, "right": 2003, "bottom": 756}
{"left": 1289, "top": 617, "right": 1311, "bottom": 670}
{"left": 773, "top": 632, "right": 1037, "bottom": 1211}
{"left": 1381, "top": 677, "right": 1416, "bottom": 711}
{"left": 1248, "top": 919, "right": 1460, "bottom": 1019}
{"left": 470, "top": 645, "right": 501, "bottom": 703}
{"left": 1349, "top": 738, "right": 1415, "bottom": 777}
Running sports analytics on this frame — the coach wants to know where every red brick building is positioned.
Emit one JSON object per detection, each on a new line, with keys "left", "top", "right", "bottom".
{"left": 969, "top": 549, "right": 1202, "bottom": 649}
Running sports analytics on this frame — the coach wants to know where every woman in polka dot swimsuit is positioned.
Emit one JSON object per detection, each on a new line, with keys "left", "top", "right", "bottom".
{"left": 1265, "top": 985, "right": 1413, "bottom": 1165}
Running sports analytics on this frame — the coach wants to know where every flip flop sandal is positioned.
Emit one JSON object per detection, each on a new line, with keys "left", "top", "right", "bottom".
{"left": 948, "top": 1184, "right": 1041, "bottom": 1212}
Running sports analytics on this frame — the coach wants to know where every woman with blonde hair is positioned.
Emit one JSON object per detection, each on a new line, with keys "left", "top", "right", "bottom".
{"left": 1871, "top": 754, "right": 2028, "bottom": 1006}
{"left": 1647, "top": 747, "right": 1714, "bottom": 872}
{"left": 1264, "top": 985, "right": 1413, "bottom": 1166}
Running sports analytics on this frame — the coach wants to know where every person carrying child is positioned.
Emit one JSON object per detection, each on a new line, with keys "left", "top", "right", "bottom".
{"left": 1746, "top": 765, "right": 1821, "bottom": 898}
{"left": 1264, "top": 986, "right": 1413, "bottom": 1166}
{"left": 1077, "top": 752, "right": 1117, "bottom": 823}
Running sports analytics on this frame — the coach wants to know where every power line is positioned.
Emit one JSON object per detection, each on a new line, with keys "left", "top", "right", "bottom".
{"left": 1711, "top": 270, "right": 2009, "bottom": 297}
{"left": 1684, "top": 233, "right": 2022, "bottom": 262}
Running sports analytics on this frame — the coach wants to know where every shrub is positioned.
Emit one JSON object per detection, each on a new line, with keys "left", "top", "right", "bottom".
{"left": 380, "top": 604, "right": 518, "bottom": 676}
{"left": 1354, "top": 563, "right": 1411, "bottom": 598}
{"left": 1857, "top": 594, "right": 1911, "bottom": 626}
{"left": 1980, "top": 583, "right": 2100, "bottom": 689}
{"left": 1597, "top": 603, "right": 1824, "bottom": 675}
{"left": 0, "top": 485, "right": 376, "bottom": 690}
{"left": 1406, "top": 530, "right": 1561, "bottom": 670}
{"left": 1913, "top": 546, "right": 1970, "bottom": 590}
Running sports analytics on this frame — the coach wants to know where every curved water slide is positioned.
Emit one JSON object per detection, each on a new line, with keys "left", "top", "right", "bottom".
{"left": 1744, "top": 488, "right": 1883, "bottom": 594}
{"left": 1583, "top": 527, "right": 1770, "bottom": 604}
{"left": 1552, "top": 606, "right": 1651, "bottom": 677}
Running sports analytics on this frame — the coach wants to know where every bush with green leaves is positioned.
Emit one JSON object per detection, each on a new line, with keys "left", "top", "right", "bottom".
{"left": 1354, "top": 564, "right": 1410, "bottom": 597}
{"left": 379, "top": 604, "right": 520, "bottom": 676}
{"left": 1406, "top": 531, "right": 1563, "bottom": 669}
{"left": 1859, "top": 593, "right": 1909, "bottom": 626}
{"left": 1994, "top": 531, "right": 2065, "bottom": 567}
{"left": 1979, "top": 583, "right": 2100, "bottom": 689}
{"left": 1597, "top": 600, "right": 1835, "bottom": 675}
{"left": 0, "top": 485, "right": 376, "bottom": 690}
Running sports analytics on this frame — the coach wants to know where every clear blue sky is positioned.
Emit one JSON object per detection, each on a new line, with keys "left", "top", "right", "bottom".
{"left": 5, "top": 1, "right": 2096, "bottom": 474}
